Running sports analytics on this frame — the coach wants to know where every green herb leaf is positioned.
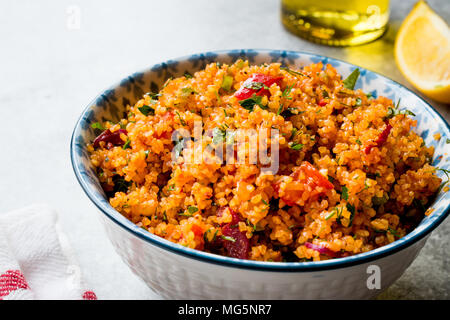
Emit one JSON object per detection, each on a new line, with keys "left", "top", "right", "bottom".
{"left": 91, "top": 122, "right": 105, "bottom": 130}
{"left": 187, "top": 206, "right": 199, "bottom": 214}
{"left": 145, "top": 92, "right": 162, "bottom": 100}
{"left": 325, "top": 210, "right": 336, "bottom": 220}
{"left": 282, "top": 84, "right": 294, "bottom": 99}
{"left": 175, "top": 111, "right": 186, "bottom": 126}
{"left": 289, "top": 142, "right": 304, "bottom": 150}
{"left": 178, "top": 212, "right": 194, "bottom": 217}
{"left": 238, "top": 94, "right": 264, "bottom": 112}
{"left": 343, "top": 69, "right": 360, "bottom": 90}
{"left": 138, "top": 105, "right": 155, "bottom": 116}
{"left": 341, "top": 186, "right": 349, "bottom": 200}
{"left": 281, "top": 66, "right": 310, "bottom": 78}
{"left": 276, "top": 104, "right": 284, "bottom": 116}
{"left": 123, "top": 138, "right": 131, "bottom": 149}
{"left": 346, "top": 203, "right": 356, "bottom": 226}
{"left": 387, "top": 227, "right": 400, "bottom": 238}
{"left": 355, "top": 97, "right": 362, "bottom": 106}
{"left": 184, "top": 72, "right": 193, "bottom": 79}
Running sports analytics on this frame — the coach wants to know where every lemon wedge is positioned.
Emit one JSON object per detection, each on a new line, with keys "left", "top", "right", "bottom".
{"left": 395, "top": 1, "right": 450, "bottom": 104}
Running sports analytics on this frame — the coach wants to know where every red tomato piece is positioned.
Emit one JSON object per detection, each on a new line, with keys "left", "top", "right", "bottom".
{"left": 191, "top": 224, "right": 204, "bottom": 238}
{"left": 364, "top": 122, "right": 392, "bottom": 154}
{"left": 93, "top": 129, "right": 127, "bottom": 149}
{"left": 318, "top": 99, "right": 328, "bottom": 106}
{"left": 234, "top": 73, "right": 283, "bottom": 101}
{"left": 274, "top": 161, "right": 333, "bottom": 206}
{"left": 215, "top": 206, "right": 249, "bottom": 259}
{"left": 221, "top": 223, "right": 250, "bottom": 259}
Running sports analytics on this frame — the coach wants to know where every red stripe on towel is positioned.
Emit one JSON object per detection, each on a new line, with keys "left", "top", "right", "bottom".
{"left": 0, "top": 270, "right": 29, "bottom": 299}
{"left": 82, "top": 290, "right": 97, "bottom": 300}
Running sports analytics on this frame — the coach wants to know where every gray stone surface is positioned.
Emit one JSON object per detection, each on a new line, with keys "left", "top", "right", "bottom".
{"left": 0, "top": 0, "right": 448, "bottom": 299}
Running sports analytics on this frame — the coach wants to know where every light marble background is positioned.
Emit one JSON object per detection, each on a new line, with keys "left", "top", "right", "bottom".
{"left": 0, "top": 0, "right": 448, "bottom": 299}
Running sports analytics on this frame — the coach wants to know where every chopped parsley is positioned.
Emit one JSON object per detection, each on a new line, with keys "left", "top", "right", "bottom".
{"left": 346, "top": 203, "right": 356, "bottom": 227}
{"left": 145, "top": 92, "right": 162, "bottom": 100}
{"left": 282, "top": 84, "right": 294, "bottom": 99}
{"left": 187, "top": 206, "right": 199, "bottom": 214}
{"left": 288, "top": 142, "right": 304, "bottom": 150}
{"left": 384, "top": 99, "right": 415, "bottom": 120}
{"left": 341, "top": 186, "right": 349, "bottom": 200}
{"left": 175, "top": 110, "right": 186, "bottom": 126}
{"left": 387, "top": 227, "right": 400, "bottom": 238}
{"left": 91, "top": 122, "right": 105, "bottom": 130}
{"left": 436, "top": 167, "right": 450, "bottom": 193}
{"left": 122, "top": 138, "right": 131, "bottom": 149}
{"left": 325, "top": 210, "right": 336, "bottom": 220}
{"left": 239, "top": 94, "right": 265, "bottom": 111}
{"left": 178, "top": 212, "right": 194, "bottom": 217}
{"left": 276, "top": 104, "right": 284, "bottom": 116}
{"left": 281, "top": 66, "right": 310, "bottom": 78}
{"left": 138, "top": 104, "right": 155, "bottom": 116}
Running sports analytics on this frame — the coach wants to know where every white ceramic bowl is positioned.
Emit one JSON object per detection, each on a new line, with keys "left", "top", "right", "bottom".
{"left": 71, "top": 50, "right": 450, "bottom": 299}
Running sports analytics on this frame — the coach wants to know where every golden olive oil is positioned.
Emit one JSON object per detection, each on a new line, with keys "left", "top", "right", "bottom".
{"left": 281, "top": 0, "right": 390, "bottom": 46}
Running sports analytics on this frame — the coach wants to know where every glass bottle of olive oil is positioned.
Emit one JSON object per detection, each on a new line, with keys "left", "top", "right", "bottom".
{"left": 281, "top": 0, "right": 390, "bottom": 46}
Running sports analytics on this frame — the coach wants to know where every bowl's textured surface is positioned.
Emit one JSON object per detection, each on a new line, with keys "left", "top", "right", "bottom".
{"left": 71, "top": 50, "right": 450, "bottom": 299}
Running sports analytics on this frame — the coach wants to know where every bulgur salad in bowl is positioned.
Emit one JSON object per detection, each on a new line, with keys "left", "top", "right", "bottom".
{"left": 71, "top": 50, "right": 450, "bottom": 299}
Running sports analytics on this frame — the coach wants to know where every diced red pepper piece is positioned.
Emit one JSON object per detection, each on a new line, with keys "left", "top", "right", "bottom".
{"left": 234, "top": 73, "right": 283, "bottom": 101}
{"left": 93, "top": 129, "right": 127, "bottom": 149}
{"left": 297, "top": 161, "right": 334, "bottom": 190}
{"left": 364, "top": 122, "right": 392, "bottom": 154}
{"left": 305, "top": 242, "right": 339, "bottom": 258}
{"left": 191, "top": 224, "right": 204, "bottom": 238}
{"left": 318, "top": 99, "right": 328, "bottom": 106}
{"left": 221, "top": 223, "right": 250, "bottom": 259}
{"left": 216, "top": 206, "right": 249, "bottom": 259}
{"left": 274, "top": 161, "right": 334, "bottom": 206}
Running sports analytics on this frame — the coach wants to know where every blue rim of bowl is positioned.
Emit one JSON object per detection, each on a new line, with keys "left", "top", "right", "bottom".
{"left": 71, "top": 49, "right": 450, "bottom": 272}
